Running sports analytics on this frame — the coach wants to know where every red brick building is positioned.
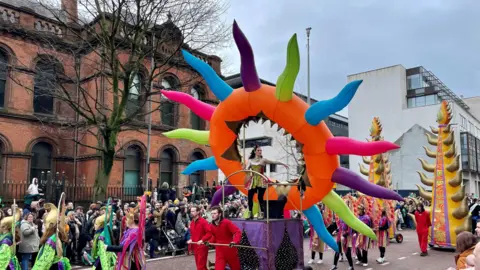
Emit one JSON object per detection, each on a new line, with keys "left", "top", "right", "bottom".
{"left": 0, "top": 0, "right": 219, "bottom": 200}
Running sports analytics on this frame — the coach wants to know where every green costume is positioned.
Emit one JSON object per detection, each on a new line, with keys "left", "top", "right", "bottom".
{"left": 0, "top": 233, "right": 20, "bottom": 270}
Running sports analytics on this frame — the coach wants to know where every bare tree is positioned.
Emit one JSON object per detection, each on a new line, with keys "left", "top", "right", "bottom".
{"left": 11, "top": 0, "right": 230, "bottom": 200}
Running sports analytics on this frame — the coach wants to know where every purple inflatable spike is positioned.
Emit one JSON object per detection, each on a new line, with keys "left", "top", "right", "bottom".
{"left": 233, "top": 20, "right": 261, "bottom": 92}
{"left": 211, "top": 180, "right": 238, "bottom": 206}
{"left": 331, "top": 167, "right": 404, "bottom": 201}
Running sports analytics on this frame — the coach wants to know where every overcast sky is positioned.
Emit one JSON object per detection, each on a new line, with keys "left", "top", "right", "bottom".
{"left": 218, "top": 0, "right": 479, "bottom": 115}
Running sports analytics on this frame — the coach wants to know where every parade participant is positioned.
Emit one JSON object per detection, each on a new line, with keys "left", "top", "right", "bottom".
{"left": 206, "top": 206, "right": 241, "bottom": 270}
{"left": 308, "top": 222, "right": 324, "bottom": 265}
{"left": 33, "top": 200, "right": 71, "bottom": 270}
{"left": 187, "top": 206, "right": 212, "bottom": 270}
{"left": 92, "top": 211, "right": 116, "bottom": 269}
{"left": 355, "top": 205, "right": 372, "bottom": 267}
{"left": 244, "top": 145, "right": 288, "bottom": 220}
{"left": 105, "top": 195, "right": 147, "bottom": 270}
{"left": 308, "top": 203, "right": 325, "bottom": 265}
{"left": 330, "top": 216, "right": 344, "bottom": 270}
{"left": 332, "top": 220, "right": 354, "bottom": 270}
{"left": 414, "top": 203, "right": 431, "bottom": 256}
{"left": 0, "top": 205, "right": 20, "bottom": 270}
{"left": 376, "top": 209, "right": 390, "bottom": 263}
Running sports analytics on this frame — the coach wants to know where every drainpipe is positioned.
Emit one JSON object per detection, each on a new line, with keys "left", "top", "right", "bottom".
{"left": 73, "top": 56, "right": 80, "bottom": 200}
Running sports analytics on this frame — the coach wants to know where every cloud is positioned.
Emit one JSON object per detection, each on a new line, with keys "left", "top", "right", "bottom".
{"left": 218, "top": 0, "right": 480, "bottom": 107}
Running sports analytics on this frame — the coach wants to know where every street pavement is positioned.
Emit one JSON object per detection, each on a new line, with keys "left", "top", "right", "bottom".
{"left": 143, "top": 229, "right": 455, "bottom": 270}
{"left": 72, "top": 229, "right": 455, "bottom": 269}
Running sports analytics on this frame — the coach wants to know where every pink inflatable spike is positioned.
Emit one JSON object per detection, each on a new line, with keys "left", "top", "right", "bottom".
{"left": 161, "top": 90, "right": 215, "bottom": 121}
{"left": 326, "top": 137, "right": 400, "bottom": 156}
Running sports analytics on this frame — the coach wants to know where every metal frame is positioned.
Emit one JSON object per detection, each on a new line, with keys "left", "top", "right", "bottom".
{"left": 219, "top": 169, "right": 303, "bottom": 266}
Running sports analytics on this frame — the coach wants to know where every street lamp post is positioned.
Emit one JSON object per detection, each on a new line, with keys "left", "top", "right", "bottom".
{"left": 306, "top": 27, "right": 312, "bottom": 105}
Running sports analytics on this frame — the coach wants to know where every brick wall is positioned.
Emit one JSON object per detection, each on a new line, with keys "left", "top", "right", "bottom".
{"left": 0, "top": 2, "right": 221, "bottom": 195}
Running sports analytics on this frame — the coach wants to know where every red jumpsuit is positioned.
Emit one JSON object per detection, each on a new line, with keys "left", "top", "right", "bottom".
{"left": 190, "top": 217, "right": 212, "bottom": 270}
{"left": 414, "top": 210, "right": 431, "bottom": 253}
{"left": 209, "top": 218, "right": 241, "bottom": 270}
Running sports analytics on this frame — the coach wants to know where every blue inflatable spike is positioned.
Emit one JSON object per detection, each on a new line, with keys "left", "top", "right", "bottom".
{"left": 182, "top": 157, "right": 218, "bottom": 175}
{"left": 305, "top": 80, "right": 363, "bottom": 126}
{"left": 182, "top": 50, "right": 233, "bottom": 101}
{"left": 304, "top": 205, "right": 339, "bottom": 252}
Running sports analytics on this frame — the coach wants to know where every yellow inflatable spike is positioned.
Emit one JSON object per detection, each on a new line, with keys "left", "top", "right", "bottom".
{"left": 425, "top": 133, "right": 438, "bottom": 146}
{"left": 417, "top": 171, "right": 433, "bottom": 187}
{"left": 359, "top": 164, "right": 369, "bottom": 176}
{"left": 418, "top": 158, "right": 435, "bottom": 172}
{"left": 416, "top": 184, "right": 432, "bottom": 200}
{"left": 423, "top": 146, "right": 437, "bottom": 158}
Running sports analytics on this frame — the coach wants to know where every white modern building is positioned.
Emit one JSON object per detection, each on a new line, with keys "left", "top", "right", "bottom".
{"left": 347, "top": 65, "right": 480, "bottom": 196}
{"left": 218, "top": 74, "right": 349, "bottom": 183}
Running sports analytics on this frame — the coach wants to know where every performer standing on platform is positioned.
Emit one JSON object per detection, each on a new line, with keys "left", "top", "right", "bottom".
{"left": 207, "top": 206, "right": 241, "bottom": 270}
{"left": 376, "top": 210, "right": 390, "bottom": 263}
{"left": 244, "top": 145, "right": 288, "bottom": 220}
{"left": 414, "top": 203, "right": 431, "bottom": 256}
{"left": 355, "top": 205, "right": 372, "bottom": 267}
{"left": 187, "top": 206, "right": 211, "bottom": 270}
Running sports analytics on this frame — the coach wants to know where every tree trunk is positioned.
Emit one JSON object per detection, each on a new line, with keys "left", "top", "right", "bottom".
{"left": 93, "top": 134, "right": 116, "bottom": 201}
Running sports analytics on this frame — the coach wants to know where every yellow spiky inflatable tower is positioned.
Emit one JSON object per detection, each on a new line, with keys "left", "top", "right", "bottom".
{"left": 359, "top": 117, "right": 396, "bottom": 239}
{"left": 417, "top": 100, "right": 470, "bottom": 248}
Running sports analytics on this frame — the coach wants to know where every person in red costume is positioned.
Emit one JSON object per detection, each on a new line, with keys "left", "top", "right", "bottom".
{"left": 206, "top": 206, "right": 241, "bottom": 270}
{"left": 187, "top": 206, "right": 212, "bottom": 270}
{"left": 414, "top": 203, "right": 431, "bottom": 256}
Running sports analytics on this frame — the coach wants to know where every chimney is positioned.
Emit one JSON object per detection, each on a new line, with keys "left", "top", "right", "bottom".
{"left": 61, "top": 0, "right": 78, "bottom": 24}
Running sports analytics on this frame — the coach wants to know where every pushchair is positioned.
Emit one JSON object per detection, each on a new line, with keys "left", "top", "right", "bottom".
{"left": 159, "top": 226, "right": 187, "bottom": 256}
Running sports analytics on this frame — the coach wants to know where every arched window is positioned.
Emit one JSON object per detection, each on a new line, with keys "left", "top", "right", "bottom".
{"left": 30, "top": 142, "right": 53, "bottom": 181}
{"left": 0, "top": 50, "right": 8, "bottom": 108}
{"left": 160, "top": 148, "right": 176, "bottom": 187}
{"left": 189, "top": 151, "right": 205, "bottom": 186}
{"left": 126, "top": 73, "right": 144, "bottom": 120}
{"left": 34, "top": 59, "right": 57, "bottom": 114}
{"left": 190, "top": 84, "right": 205, "bottom": 130}
{"left": 124, "top": 145, "right": 143, "bottom": 195}
{"left": 160, "top": 75, "right": 179, "bottom": 127}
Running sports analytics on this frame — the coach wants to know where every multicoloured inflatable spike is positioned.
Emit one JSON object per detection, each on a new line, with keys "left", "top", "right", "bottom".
{"left": 162, "top": 20, "right": 403, "bottom": 250}
{"left": 160, "top": 90, "right": 215, "bottom": 120}
{"left": 304, "top": 80, "right": 363, "bottom": 126}
{"left": 417, "top": 101, "right": 469, "bottom": 248}
{"left": 182, "top": 157, "right": 218, "bottom": 174}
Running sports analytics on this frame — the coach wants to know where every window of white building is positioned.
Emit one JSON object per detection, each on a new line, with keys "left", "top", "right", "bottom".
{"left": 460, "top": 115, "right": 467, "bottom": 131}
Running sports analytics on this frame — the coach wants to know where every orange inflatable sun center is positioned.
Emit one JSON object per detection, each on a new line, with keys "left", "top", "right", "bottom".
{"left": 209, "top": 85, "right": 337, "bottom": 210}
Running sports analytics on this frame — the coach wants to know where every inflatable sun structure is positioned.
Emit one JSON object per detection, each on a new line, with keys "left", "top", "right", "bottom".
{"left": 161, "top": 21, "right": 403, "bottom": 251}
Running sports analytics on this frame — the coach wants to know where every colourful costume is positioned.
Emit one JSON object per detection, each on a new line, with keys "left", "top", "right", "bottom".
{"left": 92, "top": 214, "right": 117, "bottom": 269}
{"left": 108, "top": 196, "right": 146, "bottom": 270}
{"left": 33, "top": 202, "right": 71, "bottom": 270}
{"left": 356, "top": 211, "right": 372, "bottom": 266}
{"left": 0, "top": 208, "right": 21, "bottom": 270}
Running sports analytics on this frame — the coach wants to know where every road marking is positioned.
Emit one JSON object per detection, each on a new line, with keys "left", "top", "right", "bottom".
{"left": 382, "top": 262, "right": 390, "bottom": 266}
{"left": 412, "top": 252, "right": 418, "bottom": 255}
{"left": 365, "top": 268, "right": 373, "bottom": 270}
{"left": 398, "top": 257, "right": 406, "bottom": 260}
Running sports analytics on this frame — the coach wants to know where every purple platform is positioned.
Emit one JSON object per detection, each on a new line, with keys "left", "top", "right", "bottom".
{"left": 231, "top": 218, "right": 304, "bottom": 270}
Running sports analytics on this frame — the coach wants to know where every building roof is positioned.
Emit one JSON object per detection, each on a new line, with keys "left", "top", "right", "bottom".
{"left": 0, "top": 0, "right": 61, "bottom": 20}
